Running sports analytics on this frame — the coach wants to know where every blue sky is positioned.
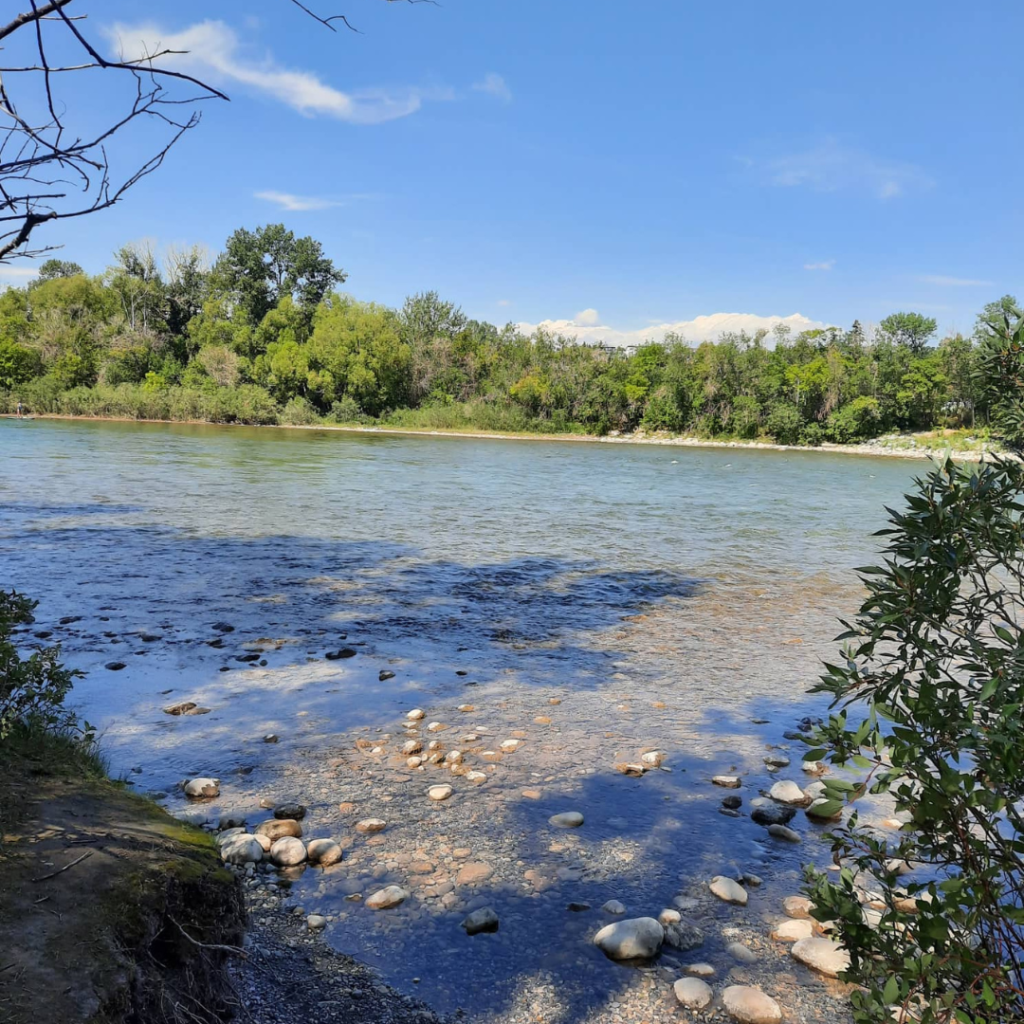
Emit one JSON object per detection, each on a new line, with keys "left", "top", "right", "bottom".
{"left": 6, "top": 1, "right": 1023, "bottom": 343}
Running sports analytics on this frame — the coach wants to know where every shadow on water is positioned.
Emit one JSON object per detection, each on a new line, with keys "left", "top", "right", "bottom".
{"left": 2, "top": 503, "right": 854, "bottom": 1022}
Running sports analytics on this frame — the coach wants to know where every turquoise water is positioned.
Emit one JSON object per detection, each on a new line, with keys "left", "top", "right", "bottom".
{"left": 0, "top": 418, "right": 924, "bottom": 1019}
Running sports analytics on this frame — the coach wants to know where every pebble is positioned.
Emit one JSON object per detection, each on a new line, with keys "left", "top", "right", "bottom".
{"left": 365, "top": 885, "right": 409, "bottom": 910}
{"left": 727, "top": 941, "right": 758, "bottom": 964}
{"left": 465, "top": 770, "right": 487, "bottom": 783}
{"left": 764, "top": 753, "right": 791, "bottom": 768}
{"left": 710, "top": 876, "right": 748, "bottom": 905}
{"left": 641, "top": 750, "right": 666, "bottom": 767}
{"left": 183, "top": 777, "right": 219, "bottom": 799}
{"left": 220, "top": 834, "right": 263, "bottom": 865}
{"left": 769, "top": 780, "right": 808, "bottom": 805}
{"left": 521, "top": 788, "right": 543, "bottom": 800}
{"left": 771, "top": 918, "right": 814, "bottom": 942}
{"left": 256, "top": 819, "right": 303, "bottom": 841}
{"left": 783, "top": 895, "right": 814, "bottom": 919}
{"left": 263, "top": 734, "right": 279, "bottom": 743}
{"left": 456, "top": 862, "right": 494, "bottom": 885}
{"left": 406, "top": 709, "right": 425, "bottom": 721}
{"left": 401, "top": 740, "right": 422, "bottom": 755}
{"left": 274, "top": 803, "right": 306, "bottom": 820}
{"left": 768, "top": 824, "right": 801, "bottom": 843}
{"left": 593, "top": 917, "right": 664, "bottom": 960}
{"left": 428, "top": 785, "right": 453, "bottom": 802}
{"left": 722, "top": 794, "right": 742, "bottom": 809}
{"left": 674, "top": 977, "right": 713, "bottom": 1010}
{"left": 270, "top": 836, "right": 307, "bottom": 867}
{"left": 306, "top": 839, "right": 343, "bottom": 866}
{"left": 684, "top": 962, "right": 715, "bottom": 977}
{"left": 548, "top": 811, "right": 584, "bottom": 828}
{"left": 500, "top": 739, "right": 521, "bottom": 752}
{"left": 307, "top": 914, "right": 327, "bottom": 930}
{"left": 602, "top": 900, "right": 626, "bottom": 915}
{"left": 722, "top": 985, "right": 783, "bottom": 1024}
{"left": 751, "top": 803, "right": 796, "bottom": 827}
{"left": 355, "top": 818, "right": 387, "bottom": 833}
{"left": 713, "top": 775, "right": 742, "bottom": 788}
{"left": 378, "top": 670, "right": 396, "bottom": 681}
{"left": 790, "top": 936, "right": 851, "bottom": 977}
{"left": 461, "top": 907, "right": 499, "bottom": 935}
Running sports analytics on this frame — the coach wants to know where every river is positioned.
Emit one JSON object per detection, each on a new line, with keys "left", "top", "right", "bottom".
{"left": 0, "top": 418, "right": 924, "bottom": 1023}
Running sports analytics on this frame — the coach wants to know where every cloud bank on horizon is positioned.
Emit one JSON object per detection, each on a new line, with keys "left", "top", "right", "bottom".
{"left": 514, "top": 311, "right": 829, "bottom": 347}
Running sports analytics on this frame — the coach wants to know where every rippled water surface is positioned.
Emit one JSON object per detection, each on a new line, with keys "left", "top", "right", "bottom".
{"left": 0, "top": 419, "right": 925, "bottom": 1021}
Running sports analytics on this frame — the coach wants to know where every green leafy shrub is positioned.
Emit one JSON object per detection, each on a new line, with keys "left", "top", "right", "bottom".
{"left": 1, "top": 591, "right": 82, "bottom": 740}
{"left": 806, "top": 457, "right": 1024, "bottom": 1024}
{"left": 977, "top": 310, "right": 1024, "bottom": 450}
{"left": 765, "top": 402, "right": 803, "bottom": 444}
{"left": 828, "top": 395, "right": 882, "bottom": 442}
{"left": 280, "top": 396, "right": 320, "bottom": 426}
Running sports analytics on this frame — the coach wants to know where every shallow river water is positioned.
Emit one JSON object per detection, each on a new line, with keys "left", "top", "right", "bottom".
{"left": 0, "top": 419, "right": 926, "bottom": 1023}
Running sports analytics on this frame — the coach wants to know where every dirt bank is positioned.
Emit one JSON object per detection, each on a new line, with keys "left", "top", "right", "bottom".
{"left": 0, "top": 734, "right": 244, "bottom": 1024}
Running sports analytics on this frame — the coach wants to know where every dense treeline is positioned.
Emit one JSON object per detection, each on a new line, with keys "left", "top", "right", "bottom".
{"left": 1, "top": 226, "right": 1022, "bottom": 445}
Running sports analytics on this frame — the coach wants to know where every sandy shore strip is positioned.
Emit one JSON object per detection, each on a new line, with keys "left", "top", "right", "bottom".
{"left": 1, "top": 412, "right": 1007, "bottom": 462}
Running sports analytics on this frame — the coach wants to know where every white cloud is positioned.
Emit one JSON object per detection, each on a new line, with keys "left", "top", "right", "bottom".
{"left": 515, "top": 311, "right": 828, "bottom": 347}
{"left": 473, "top": 72, "right": 512, "bottom": 103}
{"left": 107, "top": 20, "right": 452, "bottom": 125}
{"left": 255, "top": 191, "right": 342, "bottom": 212}
{"left": 0, "top": 266, "right": 39, "bottom": 279}
{"left": 575, "top": 307, "right": 600, "bottom": 326}
{"left": 917, "top": 274, "right": 994, "bottom": 287}
{"left": 762, "top": 139, "right": 933, "bottom": 199}
{"left": 804, "top": 260, "right": 835, "bottom": 271}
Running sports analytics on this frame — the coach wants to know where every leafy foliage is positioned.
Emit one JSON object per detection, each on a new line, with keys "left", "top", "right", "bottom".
{"left": 806, "top": 458, "right": 1024, "bottom": 1024}
{"left": 0, "top": 591, "right": 82, "bottom": 740}
{"left": 0, "top": 227, "right": 1013, "bottom": 442}
{"left": 976, "top": 307, "right": 1024, "bottom": 449}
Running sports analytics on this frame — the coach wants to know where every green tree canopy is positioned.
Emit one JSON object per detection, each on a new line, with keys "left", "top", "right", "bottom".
{"left": 214, "top": 224, "right": 346, "bottom": 327}
{"left": 878, "top": 311, "right": 938, "bottom": 354}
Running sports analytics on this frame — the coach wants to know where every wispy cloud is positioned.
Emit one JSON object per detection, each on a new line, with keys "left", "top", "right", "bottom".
{"left": 804, "top": 260, "right": 835, "bottom": 271}
{"left": 108, "top": 20, "right": 453, "bottom": 125}
{"left": 473, "top": 72, "right": 512, "bottom": 103}
{"left": 917, "top": 274, "right": 993, "bottom": 288}
{"left": 761, "top": 138, "right": 933, "bottom": 200}
{"left": 255, "top": 191, "right": 342, "bottom": 212}
{"left": 0, "top": 266, "right": 39, "bottom": 279}
{"left": 516, "top": 312, "right": 827, "bottom": 347}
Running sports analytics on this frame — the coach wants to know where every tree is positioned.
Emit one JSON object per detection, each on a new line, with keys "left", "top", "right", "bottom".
{"left": 306, "top": 296, "right": 411, "bottom": 415}
{"left": 165, "top": 244, "right": 211, "bottom": 339}
{"left": 214, "top": 225, "right": 346, "bottom": 327}
{"left": 806, "top": 458, "right": 1024, "bottom": 1024}
{"left": 878, "top": 312, "right": 938, "bottom": 355}
{"left": 107, "top": 241, "right": 163, "bottom": 334}
{"left": 976, "top": 306, "right": 1024, "bottom": 448}
{"left": 36, "top": 259, "right": 83, "bottom": 281}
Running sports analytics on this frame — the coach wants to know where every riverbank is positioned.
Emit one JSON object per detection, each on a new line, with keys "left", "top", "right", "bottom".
{"left": 0, "top": 411, "right": 1006, "bottom": 462}
{"left": 0, "top": 728, "right": 244, "bottom": 1024}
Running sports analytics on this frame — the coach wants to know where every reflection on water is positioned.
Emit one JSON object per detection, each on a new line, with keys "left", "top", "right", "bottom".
{"left": 0, "top": 419, "right": 923, "bottom": 1021}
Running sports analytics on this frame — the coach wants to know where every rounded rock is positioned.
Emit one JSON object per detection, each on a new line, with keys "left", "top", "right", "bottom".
{"left": 366, "top": 885, "right": 409, "bottom": 910}
{"left": 710, "top": 875, "right": 748, "bottom": 905}
{"left": 183, "top": 777, "right": 219, "bottom": 799}
{"left": 769, "top": 780, "right": 808, "bottom": 805}
{"left": 602, "top": 900, "right": 627, "bottom": 915}
{"left": 548, "top": 811, "right": 584, "bottom": 828}
{"left": 674, "top": 977, "right": 713, "bottom": 1010}
{"left": 428, "top": 785, "right": 453, "bottom": 802}
{"left": 461, "top": 907, "right": 499, "bottom": 935}
{"left": 256, "top": 819, "right": 303, "bottom": 841}
{"left": 270, "top": 836, "right": 307, "bottom": 867}
{"left": 355, "top": 818, "right": 387, "bottom": 834}
{"left": 722, "top": 985, "right": 783, "bottom": 1024}
{"left": 306, "top": 839, "right": 343, "bottom": 866}
{"left": 593, "top": 917, "right": 664, "bottom": 960}
{"left": 219, "top": 834, "right": 263, "bottom": 865}
{"left": 783, "top": 895, "right": 814, "bottom": 919}
{"left": 406, "top": 709, "right": 425, "bottom": 721}
{"left": 790, "top": 936, "right": 851, "bottom": 977}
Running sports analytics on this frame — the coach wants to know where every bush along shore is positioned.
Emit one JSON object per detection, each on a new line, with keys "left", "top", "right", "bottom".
{"left": 1, "top": 234, "right": 1023, "bottom": 449}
